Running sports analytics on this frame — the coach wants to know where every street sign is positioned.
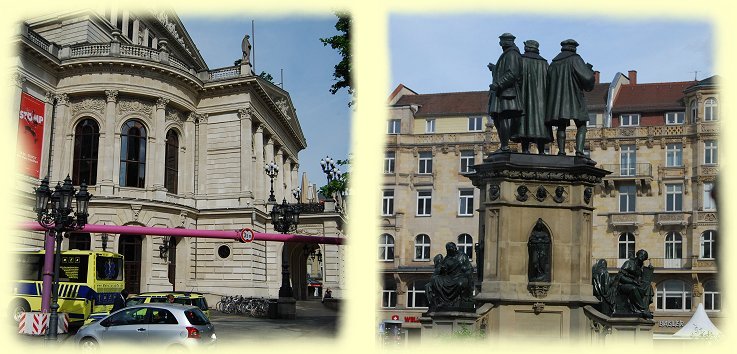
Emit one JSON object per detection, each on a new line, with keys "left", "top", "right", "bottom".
{"left": 239, "top": 228, "right": 254, "bottom": 243}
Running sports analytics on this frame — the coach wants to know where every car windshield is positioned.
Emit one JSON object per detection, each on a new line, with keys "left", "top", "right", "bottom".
{"left": 126, "top": 297, "right": 146, "bottom": 306}
{"left": 184, "top": 309, "right": 209, "bottom": 325}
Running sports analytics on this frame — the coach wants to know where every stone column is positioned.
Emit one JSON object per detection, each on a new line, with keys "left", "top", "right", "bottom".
{"left": 152, "top": 97, "right": 168, "bottom": 199}
{"left": 264, "top": 136, "right": 275, "bottom": 202}
{"left": 10, "top": 74, "right": 26, "bottom": 175}
{"left": 99, "top": 90, "right": 118, "bottom": 194}
{"left": 196, "top": 114, "right": 209, "bottom": 198}
{"left": 238, "top": 107, "right": 253, "bottom": 206}
{"left": 50, "top": 93, "right": 69, "bottom": 182}
{"left": 181, "top": 113, "right": 197, "bottom": 206}
{"left": 40, "top": 92, "right": 55, "bottom": 178}
{"left": 275, "top": 149, "right": 285, "bottom": 202}
{"left": 253, "top": 124, "right": 265, "bottom": 204}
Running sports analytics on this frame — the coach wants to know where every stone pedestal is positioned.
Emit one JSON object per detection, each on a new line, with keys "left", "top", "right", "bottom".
{"left": 419, "top": 306, "right": 487, "bottom": 341}
{"left": 277, "top": 297, "right": 296, "bottom": 319}
{"left": 466, "top": 152, "right": 610, "bottom": 341}
{"left": 584, "top": 305, "right": 655, "bottom": 345}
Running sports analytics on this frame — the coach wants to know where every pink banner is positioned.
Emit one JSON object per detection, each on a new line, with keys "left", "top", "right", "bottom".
{"left": 18, "top": 222, "right": 345, "bottom": 245}
{"left": 17, "top": 93, "right": 45, "bottom": 178}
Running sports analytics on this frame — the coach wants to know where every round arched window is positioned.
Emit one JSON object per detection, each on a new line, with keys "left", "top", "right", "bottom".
{"left": 217, "top": 245, "right": 231, "bottom": 259}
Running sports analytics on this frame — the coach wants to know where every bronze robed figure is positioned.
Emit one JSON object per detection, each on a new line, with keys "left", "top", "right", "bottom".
{"left": 488, "top": 33, "right": 523, "bottom": 153}
{"left": 514, "top": 40, "right": 553, "bottom": 154}
{"left": 592, "top": 249, "right": 654, "bottom": 319}
{"left": 545, "top": 39, "right": 596, "bottom": 157}
{"left": 425, "top": 242, "right": 475, "bottom": 312}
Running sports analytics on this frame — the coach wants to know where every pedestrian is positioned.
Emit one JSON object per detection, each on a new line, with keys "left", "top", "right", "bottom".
{"left": 111, "top": 289, "right": 128, "bottom": 313}
{"left": 322, "top": 288, "right": 332, "bottom": 303}
{"left": 166, "top": 294, "right": 175, "bottom": 303}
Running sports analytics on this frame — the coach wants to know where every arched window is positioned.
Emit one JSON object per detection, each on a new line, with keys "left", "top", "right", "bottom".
{"left": 704, "top": 98, "right": 717, "bottom": 121}
{"left": 68, "top": 233, "right": 91, "bottom": 250}
{"left": 664, "top": 232, "right": 682, "bottom": 268}
{"left": 618, "top": 232, "right": 635, "bottom": 265}
{"left": 72, "top": 119, "right": 100, "bottom": 185}
{"left": 656, "top": 280, "right": 691, "bottom": 311}
{"left": 703, "top": 280, "right": 720, "bottom": 311}
{"left": 457, "top": 233, "right": 473, "bottom": 259}
{"left": 120, "top": 120, "right": 147, "bottom": 188}
{"left": 164, "top": 129, "right": 179, "bottom": 194}
{"left": 700, "top": 230, "right": 717, "bottom": 259}
{"left": 379, "top": 234, "right": 395, "bottom": 261}
{"left": 414, "top": 234, "right": 431, "bottom": 261}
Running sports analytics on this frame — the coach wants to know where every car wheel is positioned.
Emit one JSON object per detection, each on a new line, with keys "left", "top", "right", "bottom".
{"left": 79, "top": 337, "right": 99, "bottom": 351}
{"left": 11, "top": 299, "right": 30, "bottom": 323}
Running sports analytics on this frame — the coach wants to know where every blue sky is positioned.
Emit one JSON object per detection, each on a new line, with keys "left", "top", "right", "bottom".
{"left": 390, "top": 14, "right": 714, "bottom": 93}
{"left": 179, "top": 15, "right": 352, "bottom": 190}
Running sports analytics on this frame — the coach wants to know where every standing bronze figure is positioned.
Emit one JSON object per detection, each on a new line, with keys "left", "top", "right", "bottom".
{"left": 488, "top": 33, "right": 523, "bottom": 153}
{"left": 515, "top": 40, "right": 552, "bottom": 154}
{"left": 545, "top": 39, "right": 595, "bottom": 157}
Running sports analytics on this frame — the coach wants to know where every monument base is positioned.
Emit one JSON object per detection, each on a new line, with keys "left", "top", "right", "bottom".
{"left": 419, "top": 304, "right": 491, "bottom": 341}
{"left": 277, "top": 297, "right": 296, "bottom": 319}
{"left": 584, "top": 305, "right": 655, "bottom": 345}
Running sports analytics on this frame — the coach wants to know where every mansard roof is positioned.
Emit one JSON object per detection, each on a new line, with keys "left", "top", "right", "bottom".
{"left": 612, "top": 81, "right": 694, "bottom": 114}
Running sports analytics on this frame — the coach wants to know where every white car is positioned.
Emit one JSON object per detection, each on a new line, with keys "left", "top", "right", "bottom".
{"left": 74, "top": 303, "right": 216, "bottom": 350}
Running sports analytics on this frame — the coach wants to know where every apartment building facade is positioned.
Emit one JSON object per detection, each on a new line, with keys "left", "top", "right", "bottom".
{"left": 379, "top": 71, "right": 720, "bottom": 336}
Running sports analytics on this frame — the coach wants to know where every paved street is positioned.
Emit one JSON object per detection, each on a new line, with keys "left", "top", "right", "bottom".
{"left": 14, "top": 299, "right": 339, "bottom": 347}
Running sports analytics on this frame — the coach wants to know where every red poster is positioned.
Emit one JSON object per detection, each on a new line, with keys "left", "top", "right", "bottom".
{"left": 17, "top": 92, "right": 45, "bottom": 178}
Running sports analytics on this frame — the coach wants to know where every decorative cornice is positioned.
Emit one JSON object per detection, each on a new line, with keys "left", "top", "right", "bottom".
{"left": 118, "top": 99, "right": 153, "bottom": 117}
{"left": 70, "top": 98, "right": 105, "bottom": 116}
{"left": 54, "top": 93, "right": 69, "bottom": 105}
{"left": 105, "top": 90, "right": 118, "bottom": 103}
{"left": 156, "top": 97, "right": 170, "bottom": 109}
{"left": 13, "top": 73, "right": 27, "bottom": 88}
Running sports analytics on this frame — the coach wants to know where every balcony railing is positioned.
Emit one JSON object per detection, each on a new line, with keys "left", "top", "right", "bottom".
{"left": 209, "top": 66, "right": 241, "bottom": 81}
{"left": 608, "top": 213, "right": 640, "bottom": 226}
{"left": 656, "top": 212, "right": 690, "bottom": 227}
{"left": 601, "top": 163, "right": 652, "bottom": 179}
{"left": 592, "top": 257, "right": 692, "bottom": 270}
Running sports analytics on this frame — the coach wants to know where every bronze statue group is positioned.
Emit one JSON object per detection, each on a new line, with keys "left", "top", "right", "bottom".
{"left": 488, "top": 33, "right": 595, "bottom": 156}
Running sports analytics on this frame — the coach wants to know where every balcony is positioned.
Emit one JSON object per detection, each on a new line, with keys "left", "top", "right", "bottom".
{"left": 695, "top": 164, "right": 719, "bottom": 177}
{"left": 608, "top": 213, "right": 640, "bottom": 227}
{"left": 592, "top": 257, "right": 692, "bottom": 270}
{"left": 601, "top": 163, "right": 653, "bottom": 180}
{"left": 656, "top": 212, "right": 690, "bottom": 227}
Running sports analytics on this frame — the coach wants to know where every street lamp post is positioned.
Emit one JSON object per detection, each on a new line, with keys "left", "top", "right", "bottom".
{"left": 319, "top": 156, "right": 341, "bottom": 183}
{"left": 264, "top": 161, "right": 279, "bottom": 203}
{"left": 34, "top": 175, "right": 91, "bottom": 341}
{"left": 270, "top": 198, "right": 301, "bottom": 298}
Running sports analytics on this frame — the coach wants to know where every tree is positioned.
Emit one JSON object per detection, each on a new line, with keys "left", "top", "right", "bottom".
{"left": 320, "top": 14, "right": 353, "bottom": 106}
{"left": 318, "top": 158, "right": 349, "bottom": 200}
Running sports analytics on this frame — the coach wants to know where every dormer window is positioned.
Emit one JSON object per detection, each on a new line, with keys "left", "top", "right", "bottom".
{"left": 620, "top": 114, "right": 640, "bottom": 127}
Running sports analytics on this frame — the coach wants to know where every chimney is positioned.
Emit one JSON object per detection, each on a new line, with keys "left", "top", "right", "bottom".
{"left": 594, "top": 71, "right": 600, "bottom": 84}
{"left": 628, "top": 70, "right": 637, "bottom": 85}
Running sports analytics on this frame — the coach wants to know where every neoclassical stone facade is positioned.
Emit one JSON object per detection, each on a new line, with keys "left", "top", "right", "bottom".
{"left": 12, "top": 9, "right": 345, "bottom": 302}
{"left": 380, "top": 73, "right": 719, "bottom": 337}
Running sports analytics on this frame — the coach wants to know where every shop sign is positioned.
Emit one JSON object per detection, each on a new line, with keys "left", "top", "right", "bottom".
{"left": 658, "top": 320, "right": 685, "bottom": 328}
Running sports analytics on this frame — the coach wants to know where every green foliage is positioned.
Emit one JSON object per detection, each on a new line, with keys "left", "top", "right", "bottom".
{"left": 320, "top": 14, "right": 353, "bottom": 106}
{"left": 318, "top": 158, "right": 349, "bottom": 199}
